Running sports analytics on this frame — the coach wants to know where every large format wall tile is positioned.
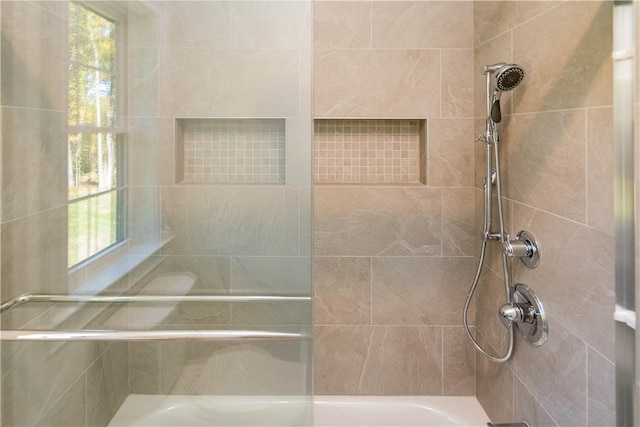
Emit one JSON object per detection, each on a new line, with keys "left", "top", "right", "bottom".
{"left": 2, "top": 107, "right": 67, "bottom": 221}
{"left": 371, "top": 2, "right": 472, "bottom": 49}
{"left": 34, "top": 375, "right": 85, "bottom": 427}
{"left": 160, "top": 2, "right": 230, "bottom": 48}
{"left": 587, "top": 347, "right": 614, "bottom": 427}
{"left": 160, "top": 49, "right": 300, "bottom": 118}
{"left": 501, "top": 111, "right": 587, "bottom": 223}
{"left": 161, "top": 187, "right": 300, "bottom": 256}
{"left": 512, "top": 203, "right": 615, "bottom": 360}
{"left": 87, "top": 343, "right": 129, "bottom": 426}
{"left": 314, "top": 186, "right": 441, "bottom": 256}
{"left": 428, "top": 119, "right": 474, "bottom": 187}
{"left": 231, "top": 256, "right": 311, "bottom": 295}
{"left": 475, "top": 334, "right": 514, "bottom": 423}
{"left": 513, "top": 377, "right": 558, "bottom": 427}
{"left": 443, "top": 327, "right": 475, "bottom": 396}
{"left": 473, "top": 1, "right": 561, "bottom": 47}
{"left": 1, "top": 1, "right": 68, "bottom": 110}
{"left": 512, "top": 1, "right": 612, "bottom": 113}
{"left": 371, "top": 257, "right": 474, "bottom": 325}
{"left": 314, "top": 2, "right": 371, "bottom": 49}
{"left": 1, "top": 207, "right": 68, "bottom": 329}
{"left": 315, "top": 325, "right": 442, "bottom": 395}
{"left": 442, "top": 49, "right": 474, "bottom": 118}
{"left": 314, "top": 49, "right": 440, "bottom": 118}
{"left": 442, "top": 188, "right": 475, "bottom": 256}
{"left": 509, "top": 318, "right": 587, "bottom": 427}
{"left": 587, "top": 107, "right": 614, "bottom": 235}
{"left": 314, "top": 257, "right": 371, "bottom": 325}
{"left": 230, "top": 2, "right": 311, "bottom": 49}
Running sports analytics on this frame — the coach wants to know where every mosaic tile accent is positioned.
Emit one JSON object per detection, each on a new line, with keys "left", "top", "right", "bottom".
{"left": 314, "top": 119, "right": 423, "bottom": 184}
{"left": 178, "top": 119, "right": 285, "bottom": 184}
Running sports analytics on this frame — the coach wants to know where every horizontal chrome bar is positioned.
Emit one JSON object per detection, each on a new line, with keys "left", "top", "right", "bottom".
{"left": 0, "top": 329, "right": 305, "bottom": 342}
{"left": 0, "top": 293, "right": 311, "bottom": 313}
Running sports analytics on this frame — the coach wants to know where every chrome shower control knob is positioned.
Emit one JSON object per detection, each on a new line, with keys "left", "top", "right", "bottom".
{"left": 503, "top": 230, "right": 540, "bottom": 269}
{"left": 499, "top": 303, "right": 524, "bottom": 323}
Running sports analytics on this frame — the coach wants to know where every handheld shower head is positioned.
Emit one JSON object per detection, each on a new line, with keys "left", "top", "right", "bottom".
{"left": 495, "top": 64, "right": 525, "bottom": 92}
{"left": 487, "top": 63, "right": 525, "bottom": 123}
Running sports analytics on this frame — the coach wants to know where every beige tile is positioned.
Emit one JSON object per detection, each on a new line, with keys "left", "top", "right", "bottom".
{"left": 160, "top": 2, "right": 230, "bottom": 48}
{"left": 232, "top": 256, "right": 311, "bottom": 295}
{"left": 587, "top": 348, "right": 614, "bottom": 427}
{"left": 1, "top": 1, "right": 68, "bottom": 110}
{"left": 442, "top": 49, "right": 474, "bottom": 118}
{"left": 372, "top": 2, "right": 472, "bottom": 48}
{"left": 501, "top": 111, "right": 587, "bottom": 223}
{"left": 512, "top": 203, "right": 615, "bottom": 360}
{"left": 128, "top": 118, "right": 174, "bottom": 187}
{"left": 161, "top": 187, "right": 299, "bottom": 256}
{"left": 372, "top": 257, "right": 475, "bottom": 325}
{"left": 160, "top": 341, "right": 188, "bottom": 394}
{"left": 512, "top": 1, "right": 613, "bottom": 113}
{"left": 160, "top": 49, "right": 300, "bottom": 118}
{"left": 2, "top": 107, "right": 67, "bottom": 221}
{"left": 2, "top": 341, "right": 105, "bottom": 426}
{"left": 314, "top": 257, "right": 371, "bottom": 325}
{"left": 510, "top": 317, "right": 587, "bottom": 427}
{"left": 130, "top": 342, "right": 160, "bottom": 394}
{"left": 231, "top": 2, "right": 311, "bottom": 49}
{"left": 1, "top": 207, "right": 68, "bottom": 329}
{"left": 314, "top": 2, "right": 371, "bottom": 48}
{"left": 314, "top": 49, "right": 440, "bottom": 118}
{"left": 231, "top": 301, "right": 311, "bottom": 325}
{"left": 128, "top": 48, "right": 159, "bottom": 118}
{"left": 473, "top": 1, "right": 561, "bottom": 47}
{"left": 442, "top": 188, "right": 475, "bottom": 256}
{"left": 513, "top": 376, "right": 558, "bottom": 427}
{"left": 428, "top": 118, "right": 474, "bottom": 186}
{"left": 475, "top": 266, "right": 511, "bottom": 357}
{"left": 34, "top": 375, "right": 85, "bottom": 427}
{"left": 87, "top": 343, "right": 129, "bottom": 426}
{"left": 314, "top": 186, "right": 441, "bottom": 256}
{"left": 587, "top": 107, "right": 614, "bottom": 235}
{"left": 129, "top": 186, "right": 161, "bottom": 248}
{"left": 474, "top": 32, "right": 513, "bottom": 119}
{"left": 443, "top": 327, "right": 474, "bottom": 396}
{"left": 314, "top": 325, "right": 442, "bottom": 395}
{"left": 475, "top": 333, "right": 514, "bottom": 424}
{"left": 168, "top": 341, "right": 308, "bottom": 395}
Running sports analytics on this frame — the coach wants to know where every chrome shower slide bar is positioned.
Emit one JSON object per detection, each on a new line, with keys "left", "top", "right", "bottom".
{"left": 0, "top": 293, "right": 312, "bottom": 313}
{"left": 0, "top": 329, "right": 305, "bottom": 342}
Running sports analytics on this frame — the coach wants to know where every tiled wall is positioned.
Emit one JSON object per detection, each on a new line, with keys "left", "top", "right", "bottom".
{"left": 127, "top": 1, "right": 314, "bottom": 398}
{"left": 0, "top": 2, "right": 129, "bottom": 425}
{"left": 313, "top": 1, "right": 476, "bottom": 396}
{"left": 473, "top": 2, "right": 615, "bottom": 426}
{"left": 314, "top": 119, "right": 424, "bottom": 184}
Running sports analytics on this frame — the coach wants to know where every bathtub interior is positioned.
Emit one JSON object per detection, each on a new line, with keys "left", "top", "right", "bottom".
{"left": 109, "top": 395, "right": 489, "bottom": 427}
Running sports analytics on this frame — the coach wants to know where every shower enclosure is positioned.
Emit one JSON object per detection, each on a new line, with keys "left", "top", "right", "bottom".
{"left": 0, "top": 1, "right": 313, "bottom": 425}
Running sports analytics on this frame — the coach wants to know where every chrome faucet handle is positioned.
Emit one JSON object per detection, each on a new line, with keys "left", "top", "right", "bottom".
{"left": 503, "top": 230, "right": 540, "bottom": 269}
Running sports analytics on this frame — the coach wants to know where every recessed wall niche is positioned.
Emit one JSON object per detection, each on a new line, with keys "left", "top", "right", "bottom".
{"left": 175, "top": 118, "right": 286, "bottom": 184}
{"left": 314, "top": 119, "right": 426, "bottom": 184}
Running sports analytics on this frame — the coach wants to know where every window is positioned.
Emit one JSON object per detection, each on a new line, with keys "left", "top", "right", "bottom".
{"left": 68, "top": 3, "right": 125, "bottom": 268}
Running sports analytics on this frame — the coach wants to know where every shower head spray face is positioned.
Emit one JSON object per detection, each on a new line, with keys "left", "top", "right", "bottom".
{"left": 495, "top": 64, "right": 525, "bottom": 92}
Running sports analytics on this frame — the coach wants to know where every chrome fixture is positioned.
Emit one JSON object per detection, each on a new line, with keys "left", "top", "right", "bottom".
{"left": 503, "top": 230, "right": 540, "bottom": 269}
{"left": 499, "top": 283, "right": 548, "bottom": 346}
{"left": 463, "top": 63, "right": 547, "bottom": 363}
{"left": 487, "top": 422, "right": 530, "bottom": 427}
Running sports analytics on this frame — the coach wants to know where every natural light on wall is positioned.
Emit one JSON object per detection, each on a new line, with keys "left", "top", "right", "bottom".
{"left": 67, "top": 3, "right": 125, "bottom": 268}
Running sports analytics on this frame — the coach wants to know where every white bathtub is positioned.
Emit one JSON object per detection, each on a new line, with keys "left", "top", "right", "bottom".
{"left": 109, "top": 395, "right": 489, "bottom": 427}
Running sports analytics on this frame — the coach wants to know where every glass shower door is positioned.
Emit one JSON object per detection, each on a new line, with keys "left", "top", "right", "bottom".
{"left": 0, "top": 1, "right": 313, "bottom": 425}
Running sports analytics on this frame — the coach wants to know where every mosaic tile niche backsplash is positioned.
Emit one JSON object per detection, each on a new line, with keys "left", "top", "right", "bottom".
{"left": 176, "top": 118, "right": 286, "bottom": 184}
{"left": 314, "top": 119, "right": 425, "bottom": 184}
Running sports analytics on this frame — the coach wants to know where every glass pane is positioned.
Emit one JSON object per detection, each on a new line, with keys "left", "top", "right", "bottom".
{"left": 69, "top": 2, "right": 116, "bottom": 71}
{"left": 68, "top": 190, "right": 119, "bottom": 267}
{"left": 68, "top": 133, "right": 120, "bottom": 200}
{"left": 68, "top": 63, "right": 117, "bottom": 127}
